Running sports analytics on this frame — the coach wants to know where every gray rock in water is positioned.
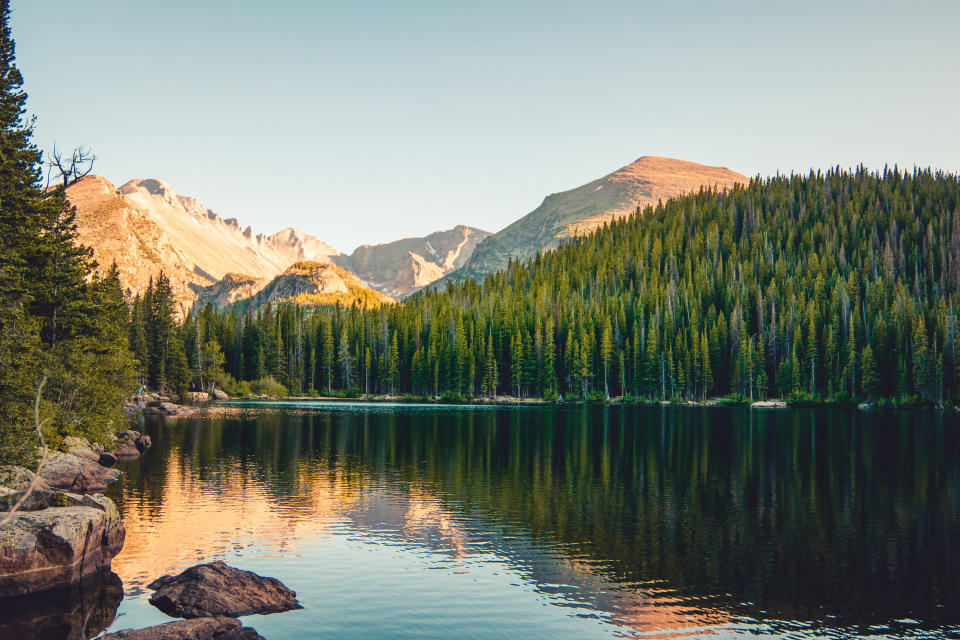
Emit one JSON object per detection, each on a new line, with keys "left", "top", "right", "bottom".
{"left": 101, "top": 616, "right": 264, "bottom": 639}
{"left": 135, "top": 434, "right": 152, "bottom": 452}
{"left": 114, "top": 430, "right": 143, "bottom": 458}
{"left": 148, "top": 561, "right": 301, "bottom": 618}
{"left": 115, "top": 439, "right": 140, "bottom": 458}
{"left": 0, "top": 492, "right": 125, "bottom": 597}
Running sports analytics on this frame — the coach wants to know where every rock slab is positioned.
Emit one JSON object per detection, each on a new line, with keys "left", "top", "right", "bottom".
{"left": 149, "top": 561, "right": 301, "bottom": 618}
{"left": 0, "top": 492, "right": 125, "bottom": 597}
{"left": 102, "top": 616, "right": 264, "bottom": 639}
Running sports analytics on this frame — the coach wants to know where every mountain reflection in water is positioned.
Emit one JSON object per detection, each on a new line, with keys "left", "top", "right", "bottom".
{"left": 100, "top": 403, "right": 960, "bottom": 639}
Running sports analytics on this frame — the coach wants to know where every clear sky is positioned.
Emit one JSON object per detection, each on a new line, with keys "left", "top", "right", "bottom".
{"left": 12, "top": 0, "right": 960, "bottom": 252}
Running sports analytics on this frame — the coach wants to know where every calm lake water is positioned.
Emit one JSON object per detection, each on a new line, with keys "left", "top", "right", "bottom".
{"left": 87, "top": 403, "right": 960, "bottom": 638}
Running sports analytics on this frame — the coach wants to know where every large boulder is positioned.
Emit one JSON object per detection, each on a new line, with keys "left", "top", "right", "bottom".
{"left": 148, "top": 561, "right": 301, "bottom": 618}
{"left": 102, "top": 616, "right": 264, "bottom": 639}
{"left": 0, "top": 569, "right": 123, "bottom": 640}
{"left": 0, "top": 492, "right": 125, "bottom": 597}
{"left": 213, "top": 388, "right": 230, "bottom": 401}
{"left": 37, "top": 451, "right": 121, "bottom": 494}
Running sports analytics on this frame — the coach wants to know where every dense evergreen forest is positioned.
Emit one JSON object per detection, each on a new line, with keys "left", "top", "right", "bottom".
{"left": 0, "top": 1, "right": 132, "bottom": 465}
{"left": 136, "top": 166, "right": 960, "bottom": 407}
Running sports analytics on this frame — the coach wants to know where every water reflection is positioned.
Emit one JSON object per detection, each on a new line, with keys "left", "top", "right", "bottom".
{"left": 0, "top": 571, "right": 123, "bottom": 640}
{"left": 105, "top": 403, "right": 960, "bottom": 638}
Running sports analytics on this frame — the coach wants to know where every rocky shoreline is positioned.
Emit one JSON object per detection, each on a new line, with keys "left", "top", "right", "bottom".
{"left": 0, "top": 430, "right": 150, "bottom": 599}
{"left": 0, "top": 393, "right": 300, "bottom": 639}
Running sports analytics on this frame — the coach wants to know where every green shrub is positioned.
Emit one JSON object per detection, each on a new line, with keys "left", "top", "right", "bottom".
{"left": 249, "top": 376, "right": 288, "bottom": 397}
{"left": 440, "top": 390, "right": 465, "bottom": 403}
{"left": 718, "top": 393, "right": 751, "bottom": 406}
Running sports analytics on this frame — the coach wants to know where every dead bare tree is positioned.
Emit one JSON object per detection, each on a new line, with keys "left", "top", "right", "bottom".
{"left": 0, "top": 377, "right": 48, "bottom": 527}
{"left": 45, "top": 144, "right": 97, "bottom": 191}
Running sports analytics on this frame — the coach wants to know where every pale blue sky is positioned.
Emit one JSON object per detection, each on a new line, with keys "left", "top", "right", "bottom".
{"left": 13, "top": 1, "right": 960, "bottom": 252}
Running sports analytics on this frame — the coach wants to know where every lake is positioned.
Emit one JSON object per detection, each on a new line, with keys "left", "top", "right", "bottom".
{"left": 91, "top": 402, "right": 960, "bottom": 638}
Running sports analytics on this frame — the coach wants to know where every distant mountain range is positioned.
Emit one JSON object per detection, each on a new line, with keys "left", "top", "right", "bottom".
{"left": 68, "top": 175, "right": 342, "bottom": 312}
{"left": 66, "top": 176, "right": 484, "bottom": 310}
{"left": 67, "top": 155, "right": 746, "bottom": 312}
{"left": 332, "top": 225, "right": 490, "bottom": 299}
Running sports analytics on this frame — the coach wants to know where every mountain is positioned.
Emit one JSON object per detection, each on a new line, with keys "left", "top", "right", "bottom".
{"left": 192, "top": 273, "right": 267, "bottom": 309}
{"left": 66, "top": 175, "right": 341, "bottom": 312}
{"left": 214, "top": 261, "right": 394, "bottom": 311}
{"left": 450, "top": 156, "right": 747, "bottom": 280}
{"left": 333, "top": 225, "right": 491, "bottom": 298}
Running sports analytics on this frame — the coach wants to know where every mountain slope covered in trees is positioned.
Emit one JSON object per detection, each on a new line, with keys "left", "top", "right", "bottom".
{"left": 447, "top": 156, "right": 747, "bottom": 282}
{"left": 159, "top": 167, "right": 960, "bottom": 405}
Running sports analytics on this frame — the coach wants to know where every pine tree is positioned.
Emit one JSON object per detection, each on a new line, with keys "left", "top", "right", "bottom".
{"left": 600, "top": 320, "right": 613, "bottom": 399}
{"left": 912, "top": 317, "right": 929, "bottom": 399}
{"left": 861, "top": 345, "right": 879, "bottom": 400}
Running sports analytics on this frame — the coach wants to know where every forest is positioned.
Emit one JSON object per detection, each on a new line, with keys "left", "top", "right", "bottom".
{"left": 133, "top": 166, "right": 960, "bottom": 407}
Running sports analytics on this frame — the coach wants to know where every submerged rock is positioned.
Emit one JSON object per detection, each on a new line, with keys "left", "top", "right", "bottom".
{"left": 0, "top": 492, "right": 125, "bottom": 597}
{"left": 0, "top": 570, "right": 123, "bottom": 640}
{"left": 101, "top": 616, "right": 264, "bottom": 639}
{"left": 148, "top": 561, "right": 301, "bottom": 618}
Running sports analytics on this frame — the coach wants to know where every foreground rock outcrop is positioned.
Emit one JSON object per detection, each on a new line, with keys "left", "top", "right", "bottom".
{"left": 149, "top": 561, "right": 301, "bottom": 618}
{"left": 102, "top": 616, "right": 265, "bottom": 640}
{"left": 0, "top": 490, "right": 125, "bottom": 597}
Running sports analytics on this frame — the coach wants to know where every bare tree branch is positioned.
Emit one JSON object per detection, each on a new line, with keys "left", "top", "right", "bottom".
{"left": 0, "top": 376, "right": 49, "bottom": 527}
{"left": 45, "top": 144, "right": 97, "bottom": 192}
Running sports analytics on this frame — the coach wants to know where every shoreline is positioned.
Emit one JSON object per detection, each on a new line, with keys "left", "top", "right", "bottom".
{"left": 215, "top": 395, "right": 945, "bottom": 411}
